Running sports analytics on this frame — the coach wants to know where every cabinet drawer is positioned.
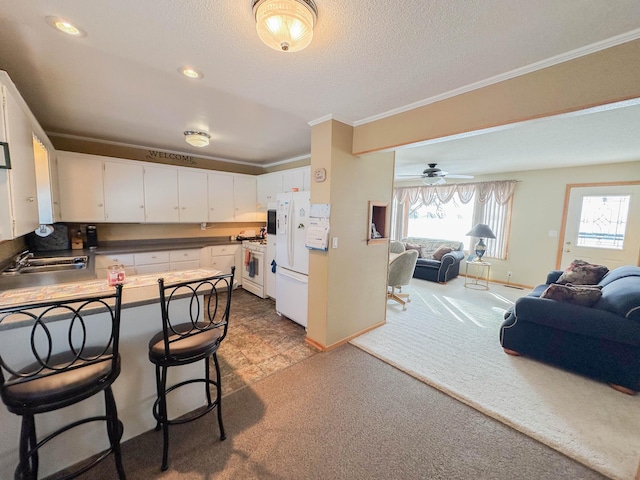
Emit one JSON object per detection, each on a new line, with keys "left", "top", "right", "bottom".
{"left": 209, "top": 245, "right": 239, "bottom": 257}
{"left": 134, "top": 251, "right": 170, "bottom": 265}
{"left": 135, "top": 263, "right": 170, "bottom": 275}
{"left": 95, "top": 253, "right": 135, "bottom": 269}
{"left": 169, "top": 249, "right": 201, "bottom": 262}
{"left": 210, "top": 255, "right": 235, "bottom": 273}
{"left": 169, "top": 260, "right": 200, "bottom": 271}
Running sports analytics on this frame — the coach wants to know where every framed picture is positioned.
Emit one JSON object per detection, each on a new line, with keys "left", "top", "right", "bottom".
{"left": 0, "top": 142, "right": 10, "bottom": 169}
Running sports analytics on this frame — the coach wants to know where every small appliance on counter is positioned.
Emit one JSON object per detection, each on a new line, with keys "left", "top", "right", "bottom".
{"left": 86, "top": 225, "right": 98, "bottom": 249}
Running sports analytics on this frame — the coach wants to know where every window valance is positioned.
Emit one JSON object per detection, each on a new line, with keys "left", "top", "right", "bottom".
{"left": 393, "top": 180, "right": 518, "bottom": 206}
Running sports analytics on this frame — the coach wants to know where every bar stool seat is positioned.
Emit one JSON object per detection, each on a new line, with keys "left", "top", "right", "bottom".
{"left": 0, "top": 284, "right": 126, "bottom": 480}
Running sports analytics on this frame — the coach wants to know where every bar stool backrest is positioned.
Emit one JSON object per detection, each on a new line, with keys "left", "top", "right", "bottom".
{"left": 0, "top": 284, "right": 123, "bottom": 410}
{"left": 157, "top": 268, "right": 235, "bottom": 362}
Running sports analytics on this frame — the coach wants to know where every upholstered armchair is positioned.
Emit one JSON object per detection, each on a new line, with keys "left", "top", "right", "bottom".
{"left": 390, "top": 240, "right": 406, "bottom": 254}
{"left": 387, "top": 249, "right": 419, "bottom": 310}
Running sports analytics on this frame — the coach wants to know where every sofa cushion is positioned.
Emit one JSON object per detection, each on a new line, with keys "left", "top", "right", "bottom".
{"left": 415, "top": 258, "right": 442, "bottom": 269}
{"left": 404, "top": 243, "right": 423, "bottom": 258}
{"left": 401, "top": 237, "right": 463, "bottom": 259}
{"left": 540, "top": 283, "right": 603, "bottom": 307}
{"left": 596, "top": 275, "right": 640, "bottom": 321}
{"left": 432, "top": 246, "right": 452, "bottom": 260}
{"left": 557, "top": 259, "right": 609, "bottom": 285}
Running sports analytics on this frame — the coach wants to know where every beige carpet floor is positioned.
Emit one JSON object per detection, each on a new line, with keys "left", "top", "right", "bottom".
{"left": 351, "top": 277, "right": 640, "bottom": 480}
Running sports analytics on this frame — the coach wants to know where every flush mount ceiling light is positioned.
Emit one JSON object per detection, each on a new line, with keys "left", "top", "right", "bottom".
{"left": 252, "top": 0, "right": 317, "bottom": 52}
{"left": 46, "top": 16, "right": 86, "bottom": 37}
{"left": 184, "top": 130, "right": 211, "bottom": 148}
{"left": 179, "top": 66, "right": 204, "bottom": 79}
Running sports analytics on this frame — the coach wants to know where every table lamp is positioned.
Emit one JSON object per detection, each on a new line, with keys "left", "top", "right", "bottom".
{"left": 466, "top": 223, "right": 496, "bottom": 261}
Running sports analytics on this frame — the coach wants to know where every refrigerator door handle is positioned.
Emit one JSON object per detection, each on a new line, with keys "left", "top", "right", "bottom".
{"left": 288, "top": 198, "right": 295, "bottom": 267}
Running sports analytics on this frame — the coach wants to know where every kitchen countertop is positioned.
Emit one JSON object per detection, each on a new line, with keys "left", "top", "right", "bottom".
{"left": 0, "top": 237, "right": 241, "bottom": 291}
{"left": 0, "top": 268, "right": 224, "bottom": 330}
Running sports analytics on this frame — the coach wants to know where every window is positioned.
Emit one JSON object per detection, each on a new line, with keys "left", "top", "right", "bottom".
{"left": 577, "top": 195, "right": 629, "bottom": 249}
{"left": 393, "top": 181, "right": 516, "bottom": 260}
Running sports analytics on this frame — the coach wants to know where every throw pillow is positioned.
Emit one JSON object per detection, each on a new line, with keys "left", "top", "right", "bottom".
{"left": 557, "top": 259, "right": 609, "bottom": 285}
{"left": 432, "top": 245, "right": 453, "bottom": 261}
{"left": 540, "top": 283, "right": 603, "bottom": 307}
{"left": 404, "top": 243, "right": 422, "bottom": 258}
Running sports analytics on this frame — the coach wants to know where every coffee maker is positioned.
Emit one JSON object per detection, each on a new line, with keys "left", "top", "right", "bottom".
{"left": 86, "top": 225, "right": 98, "bottom": 249}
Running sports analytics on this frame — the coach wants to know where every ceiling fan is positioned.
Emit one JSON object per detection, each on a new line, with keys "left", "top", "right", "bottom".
{"left": 398, "top": 163, "right": 474, "bottom": 185}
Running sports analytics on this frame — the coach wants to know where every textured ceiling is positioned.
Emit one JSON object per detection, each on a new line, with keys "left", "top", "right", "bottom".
{"left": 0, "top": 0, "right": 639, "bottom": 171}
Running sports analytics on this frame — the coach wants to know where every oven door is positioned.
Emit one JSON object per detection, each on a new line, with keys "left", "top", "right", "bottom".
{"left": 242, "top": 247, "right": 265, "bottom": 287}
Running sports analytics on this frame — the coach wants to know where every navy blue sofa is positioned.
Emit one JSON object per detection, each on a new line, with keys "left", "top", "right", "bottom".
{"left": 500, "top": 265, "right": 640, "bottom": 393}
{"left": 401, "top": 237, "right": 466, "bottom": 283}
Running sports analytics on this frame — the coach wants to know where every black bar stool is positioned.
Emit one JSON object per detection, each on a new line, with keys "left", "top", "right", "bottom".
{"left": 148, "top": 268, "right": 234, "bottom": 471}
{"left": 0, "top": 284, "right": 126, "bottom": 480}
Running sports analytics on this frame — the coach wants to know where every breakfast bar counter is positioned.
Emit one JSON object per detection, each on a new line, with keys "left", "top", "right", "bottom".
{"left": 0, "top": 268, "right": 224, "bottom": 477}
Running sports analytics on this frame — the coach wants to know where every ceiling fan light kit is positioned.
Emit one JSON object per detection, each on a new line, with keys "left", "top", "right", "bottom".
{"left": 252, "top": 0, "right": 317, "bottom": 52}
{"left": 184, "top": 130, "right": 211, "bottom": 148}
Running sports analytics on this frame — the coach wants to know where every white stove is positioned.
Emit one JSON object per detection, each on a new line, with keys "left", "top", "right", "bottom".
{"left": 242, "top": 240, "right": 267, "bottom": 298}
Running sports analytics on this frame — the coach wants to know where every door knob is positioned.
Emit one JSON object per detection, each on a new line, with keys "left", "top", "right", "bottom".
{"left": 565, "top": 249, "right": 571, "bottom": 252}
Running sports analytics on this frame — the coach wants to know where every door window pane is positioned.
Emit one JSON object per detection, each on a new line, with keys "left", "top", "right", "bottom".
{"left": 577, "top": 195, "right": 629, "bottom": 249}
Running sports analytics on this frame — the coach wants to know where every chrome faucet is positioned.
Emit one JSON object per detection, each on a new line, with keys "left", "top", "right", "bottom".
{"left": 15, "top": 250, "right": 34, "bottom": 267}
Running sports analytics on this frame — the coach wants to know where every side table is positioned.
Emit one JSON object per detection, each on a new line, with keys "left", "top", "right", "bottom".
{"left": 464, "top": 260, "right": 491, "bottom": 290}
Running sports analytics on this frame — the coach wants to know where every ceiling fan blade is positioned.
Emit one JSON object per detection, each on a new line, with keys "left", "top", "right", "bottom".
{"left": 445, "top": 174, "right": 474, "bottom": 179}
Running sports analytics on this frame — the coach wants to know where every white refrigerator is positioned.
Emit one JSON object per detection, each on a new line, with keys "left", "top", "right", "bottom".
{"left": 275, "top": 191, "right": 310, "bottom": 327}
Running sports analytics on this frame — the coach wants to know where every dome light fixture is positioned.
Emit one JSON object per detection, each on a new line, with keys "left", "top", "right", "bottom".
{"left": 252, "top": 0, "right": 317, "bottom": 52}
{"left": 46, "top": 16, "right": 86, "bottom": 37}
{"left": 184, "top": 130, "right": 211, "bottom": 148}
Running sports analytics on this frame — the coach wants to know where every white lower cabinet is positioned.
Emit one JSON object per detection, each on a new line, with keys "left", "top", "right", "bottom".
{"left": 133, "top": 251, "right": 170, "bottom": 275}
{"left": 169, "top": 248, "right": 201, "bottom": 271}
{"left": 94, "top": 253, "right": 135, "bottom": 281}
{"left": 207, "top": 244, "right": 240, "bottom": 282}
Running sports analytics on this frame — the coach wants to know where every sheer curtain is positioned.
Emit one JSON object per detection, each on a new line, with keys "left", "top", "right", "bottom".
{"left": 393, "top": 180, "right": 518, "bottom": 259}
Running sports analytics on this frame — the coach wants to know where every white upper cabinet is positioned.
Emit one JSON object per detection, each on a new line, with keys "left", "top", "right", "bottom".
{"left": 256, "top": 172, "right": 283, "bottom": 211}
{"left": 208, "top": 172, "right": 235, "bottom": 222}
{"left": 177, "top": 168, "right": 208, "bottom": 223}
{"left": 144, "top": 164, "right": 179, "bottom": 223}
{"left": 104, "top": 160, "right": 145, "bottom": 222}
{"left": 282, "top": 168, "right": 307, "bottom": 193}
{"left": 233, "top": 174, "right": 257, "bottom": 222}
{"left": 0, "top": 85, "right": 39, "bottom": 239}
{"left": 55, "top": 151, "right": 261, "bottom": 224}
{"left": 57, "top": 153, "right": 106, "bottom": 223}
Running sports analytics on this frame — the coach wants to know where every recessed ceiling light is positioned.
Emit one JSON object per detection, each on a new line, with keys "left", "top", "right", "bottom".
{"left": 46, "top": 16, "right": 86, "bottom": 37}
{"left": 179, "top": 66, "right": 204, "bottom": 79}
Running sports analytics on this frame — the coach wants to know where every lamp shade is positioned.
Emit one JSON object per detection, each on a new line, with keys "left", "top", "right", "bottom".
{"left": 466, "top": 223, "right": 496, "bottom": 239}
{"left": 253, "top": 0, "right": 317, "bottom": 52}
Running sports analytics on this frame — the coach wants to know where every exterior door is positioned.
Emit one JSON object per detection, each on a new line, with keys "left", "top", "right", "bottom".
{"left": 560, "top": 184, "right": 640, "bottom": 269}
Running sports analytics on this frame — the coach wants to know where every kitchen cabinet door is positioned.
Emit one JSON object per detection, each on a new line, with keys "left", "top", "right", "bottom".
{"left": 144, "top": 164, "right": 179, "bottom": 223}
{"left": 282, "top": 168, "right": 305, "bottom": 193}
{"left": 178, "top": 168, "right": 208, "bottom": 223}
{"left": 104, "top": 160, "right": 145, "bottom": 222}
{"left": 257, "top": 172, "right": 282, "bottom": 211}
{"left": 0, "top": 86, "right": 39, "bottom": 239}
{"left": 233, "top": 174, "right": 257, "bottom": 222}
{"left": 207, "top": 172, "right": 235, "bottom": 222}
{"left": 57, "top": 154, "right": 106, "bottom": 223}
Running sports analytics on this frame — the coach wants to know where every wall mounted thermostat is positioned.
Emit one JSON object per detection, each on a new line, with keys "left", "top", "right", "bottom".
{"left": 314, "top": 168, "right": 326, "bottom": 182}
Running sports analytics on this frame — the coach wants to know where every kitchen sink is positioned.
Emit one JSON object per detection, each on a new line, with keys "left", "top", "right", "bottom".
{"left": 0, "top": 256, "right": 88, "bottom": 275}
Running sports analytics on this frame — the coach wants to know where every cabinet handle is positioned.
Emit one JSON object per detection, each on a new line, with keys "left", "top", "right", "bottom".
{"left": 27, "top": 197, "right": 35, "bottom": 202}
{"left": 98, "top": 203, "right": 103, "bottom": 207}
{"left": 181, "top": 207, "right": 186, "bottom": 210}
{"left": 174, "top": 206, "right": 179, "bottom": 210}
{"left": 139, "top": 205, "right": 144, "bottom": 208}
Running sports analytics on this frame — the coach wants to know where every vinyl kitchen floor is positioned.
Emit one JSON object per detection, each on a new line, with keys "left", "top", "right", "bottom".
{"left": 218, "top": 288, "right": 318, "bottom": 397}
